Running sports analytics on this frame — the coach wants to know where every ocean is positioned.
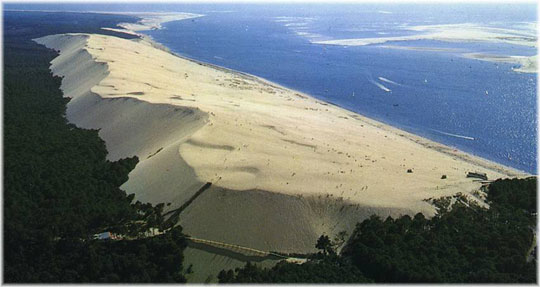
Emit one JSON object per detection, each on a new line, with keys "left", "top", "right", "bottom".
{"left": 143, "top": 4, "right": 538, "bottom": 174}
{"left": 7, "top": 3, "right": 537, "bottom": 173}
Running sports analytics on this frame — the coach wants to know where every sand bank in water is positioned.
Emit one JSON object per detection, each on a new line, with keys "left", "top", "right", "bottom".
{"left": 34, "top": 33, "right": 525, "bottom": 259}
{"left": 463, "top": 53, "right": 538, "bottom": 74}
{"left": 315, "top": 23, "right": 537, "bottom": 73}
{"left": 315, "top": 23, "right": 537, "bottom": 47}
{"left": 117, "top": 12, "right": 203, "bottom": 31}
{"left": 102, "top": 12, "right": 203, "bottom": 38}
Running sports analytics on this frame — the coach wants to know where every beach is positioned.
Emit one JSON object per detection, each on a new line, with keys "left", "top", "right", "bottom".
{"left": 33, "top": 15, "right": 527, "bottom": 280}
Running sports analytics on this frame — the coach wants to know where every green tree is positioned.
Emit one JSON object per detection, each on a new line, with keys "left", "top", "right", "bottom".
{"left": 316, "top": 234, "right": 334, "bottom": 255}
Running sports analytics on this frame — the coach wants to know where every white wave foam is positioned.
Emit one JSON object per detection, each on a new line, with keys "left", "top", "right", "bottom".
{"left": 285, "top": 22, "right": 308, "bottom": 27}
{"left": 432, "top": 129, "right": 475, "bottom": 140}
{"left": 294, "top": 31, "right": 323, "bottom": 39}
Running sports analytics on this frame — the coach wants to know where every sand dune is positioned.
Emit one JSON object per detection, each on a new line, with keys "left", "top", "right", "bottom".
{"left": 35, "top": 32, "right": 525, "bottom": 280}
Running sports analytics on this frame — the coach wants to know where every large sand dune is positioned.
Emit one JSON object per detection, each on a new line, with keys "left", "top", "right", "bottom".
{"left": 35, "top": 32, "right": 524, "bottom": 280}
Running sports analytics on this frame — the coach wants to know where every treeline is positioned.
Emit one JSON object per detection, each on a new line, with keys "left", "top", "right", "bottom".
{"left": 4, "top": 11, "right": 188, "bottom": 282}
{"left": 219, "top": 257, "right": 372, "bottom": 283}
{"left": 219, "top": 177, "right": 537, "bottom": 283}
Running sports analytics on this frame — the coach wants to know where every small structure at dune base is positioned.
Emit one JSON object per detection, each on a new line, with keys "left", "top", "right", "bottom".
{"left": 467, "top": 171, "right": 488, "bottom": 181}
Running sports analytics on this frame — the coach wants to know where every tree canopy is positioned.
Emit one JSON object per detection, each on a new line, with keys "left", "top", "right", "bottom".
{"left": 219, "top": 177, "right": 537, "bottom": 283}
{"left": 4, "top": 11, "right": 188, "bottom": 283}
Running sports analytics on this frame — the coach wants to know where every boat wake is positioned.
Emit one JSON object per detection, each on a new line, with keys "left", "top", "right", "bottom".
{"left": 431, "top": 129, "right": 475, "bottom": 140}
{"left": 378, "top": 77, "right": 401, "bottom": 86}
{"left": 370, "top": 80, "right": 392, "bottom": 92}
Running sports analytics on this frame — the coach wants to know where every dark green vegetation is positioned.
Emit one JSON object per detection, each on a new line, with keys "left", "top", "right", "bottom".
{"left": 4, "top": 10, "right": 538, "bottom": 284}
{"left": 220, "top": 177, "right": 537, "bottom": 283}
{"left": 4, "top": 11, "right": 187, "bottom": 282}
{"left": 218, "top": 257, "right": 372, "bottom": 283}
{"left": 4, "top": 11, "right": 139, "bottom": 42}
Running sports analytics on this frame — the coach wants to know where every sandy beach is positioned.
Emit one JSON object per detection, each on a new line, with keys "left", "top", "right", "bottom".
{"left": 33, "top": 17, "right": 528, "bottom": 279}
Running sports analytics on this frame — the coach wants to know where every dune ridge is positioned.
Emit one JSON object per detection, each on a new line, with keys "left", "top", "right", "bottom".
{"left": 34, "top": 32, "right": 525, "bottom": 268}
{"left": 34, "top": 33, "right": 209, "bottom": 208}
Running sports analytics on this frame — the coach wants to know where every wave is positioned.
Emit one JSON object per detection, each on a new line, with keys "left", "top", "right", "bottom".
{"left": 378, "top": 77, "right": 401, "bottom": 86}
{"left": 431, "top": 129, "right": 475, "bottom": 140}
{"left": 295, "top": 31, "right": 322, "bottom": 38}
{"left": 285, "top": 22, "right": 308, "bottom": 27}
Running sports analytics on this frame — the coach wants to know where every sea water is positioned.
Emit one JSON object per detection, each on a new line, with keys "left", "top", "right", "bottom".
{"left": 8, "top": 3, "right": 536, "bottom": 173}
{"left": 142, "top": 4, "right": 538, "bottom": 174}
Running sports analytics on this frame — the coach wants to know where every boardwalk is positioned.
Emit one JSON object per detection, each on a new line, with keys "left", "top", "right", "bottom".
{"left": 187, "top": 236, "right": 308, "bottom": 264}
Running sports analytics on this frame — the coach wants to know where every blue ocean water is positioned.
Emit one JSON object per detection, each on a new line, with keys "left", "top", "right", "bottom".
{"left": 141, "top": 4, "right": 538, "bottom": 174}
{"left": 7, "top": 3, "right": 537, "bottom": 173}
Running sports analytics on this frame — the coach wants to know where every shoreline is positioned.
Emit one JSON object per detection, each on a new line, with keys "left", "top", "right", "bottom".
{"left": 31, "top": 10, "right": 533, "bottom": 277}
{"left": 463, "top": 53, "right": 538, "bottom": 74}
{"left": 113, "top": 13, "right": 534, "bottom": 173}
{"left": 33, "top": 25, "right": 529, "bottom": 282}
{"left": 132, "top": 22, "right": 530, "bottom": 176}
{"left": 313, "top": 22, "right": 538, "bottom": 74}
{"left": 34, "top": 31, "right": 526, "bottom": 202}
{"left": 20, "top": 10, "right": 535, "bottom": 282}
{"left": 153, "top": 48, "right": 524, "bottom": 176}
{"left": 379, "top": 45, "right": 537, "bottom": 74}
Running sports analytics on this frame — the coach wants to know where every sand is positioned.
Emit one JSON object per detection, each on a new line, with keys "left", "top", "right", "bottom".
{"left": 34, "top": 30, "right": 527, "bottom": 281}
{"left": 102, "top": 12, "right": 202, "bottom": 40}
{"left": 314, "top": 23, "right": 538, "bottom": 73}
{"left": 463, "top": 53, "right": 538, "bottom": 74}
{"left": 379, "top": 45, "right": 465, "bottom": 53}
{"left": 116, "top": 12, "right": 203, "bottom": 32}
{"left": 378, "top": 46, "right": 537, "bottom": 74}
{"left": 315, "top": 23, "right": 537, "bottom": 47}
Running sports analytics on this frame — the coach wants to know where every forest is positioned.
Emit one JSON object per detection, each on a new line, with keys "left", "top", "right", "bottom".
{"left": 3, "top": 10, "right": 537, "bottom": 284}
{"left": 219, "top": 177, "right": 537, "bottom": 283}
{"left": 4, "top": 11, "right": 188, "bottom": 282}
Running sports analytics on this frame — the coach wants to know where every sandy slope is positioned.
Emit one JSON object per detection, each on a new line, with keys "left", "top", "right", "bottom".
{"left": 34, "top": 33, "right": 525, "bottom": 278}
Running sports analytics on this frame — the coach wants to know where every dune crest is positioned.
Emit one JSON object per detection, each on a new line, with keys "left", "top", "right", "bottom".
{"left": 34, "top": 33, "right": 523, "bottom": 257}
